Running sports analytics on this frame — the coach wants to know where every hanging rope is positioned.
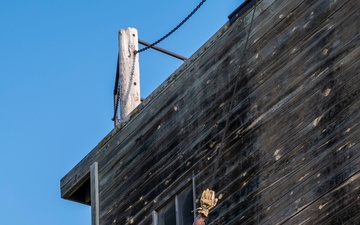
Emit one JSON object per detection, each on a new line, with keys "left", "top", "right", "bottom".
{"left": 135, "top": 0, "right": 207, "bottom": 54}
{"left": 209, "top": 2, "right": 257, "bottom": 189}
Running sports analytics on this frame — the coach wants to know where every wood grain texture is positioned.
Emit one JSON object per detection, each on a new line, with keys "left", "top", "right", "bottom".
{"left": 61, "top": 0, "right": 360, "bottom": 224}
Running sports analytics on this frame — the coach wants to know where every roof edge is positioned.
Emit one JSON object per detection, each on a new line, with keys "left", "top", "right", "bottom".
{"left": 228, "top": 0, "right": 257, "bottom": 25}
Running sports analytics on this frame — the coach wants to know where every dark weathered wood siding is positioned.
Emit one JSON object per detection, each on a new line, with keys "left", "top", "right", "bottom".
{"left": 61, "top": 0, "right": 360, "bottom": 224}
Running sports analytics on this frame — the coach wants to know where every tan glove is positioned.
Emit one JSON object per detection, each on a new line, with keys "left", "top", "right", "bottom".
{"left": 197, "top": 189, "right": 218, "bottom": 217}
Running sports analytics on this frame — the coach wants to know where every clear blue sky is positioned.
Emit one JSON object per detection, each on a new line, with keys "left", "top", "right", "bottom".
{"left": 0, "top": 1, "right": 242, "bottom": 224}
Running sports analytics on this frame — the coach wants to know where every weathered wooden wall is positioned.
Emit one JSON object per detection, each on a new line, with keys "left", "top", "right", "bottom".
{"left": 61, "top": 0, "right": 360, "bottom": 224}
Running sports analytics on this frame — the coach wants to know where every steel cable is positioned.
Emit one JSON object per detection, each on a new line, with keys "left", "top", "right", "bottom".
{"left": 135, "top": 0, "right": 207, "bottom": 54}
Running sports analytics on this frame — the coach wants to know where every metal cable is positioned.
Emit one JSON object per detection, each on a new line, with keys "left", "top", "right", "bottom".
{"left": 112, "top": 55, "right": 120, "bottom": 124}
{"left": 113, "top": 84, "right": 120, "bottom": 125}
{"left": 135, "top": 0, "right": 207, "bottom": 54}
{"left": 112, "top": 55, "right": 137, "bottom": 125}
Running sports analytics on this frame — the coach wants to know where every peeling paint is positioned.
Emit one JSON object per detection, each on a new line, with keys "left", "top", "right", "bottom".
{"left": 242, "top": 180, "right": 248, "bottom": 187}
{"left": 324, "top": 87, "right": 332, "bottom": 96}
{"left": 298, "top": 218, "right": 311, "bottom": 225}
{"left": 323, "top": 48, "right": 329, "bottom": 55}
{"left": 319, "top": 201, "right": 331, "bottom": 210}
{"left": 299, "top": 173, "right": 309, "bottom": 181}
{"left": 336, "top": 143, "right": 348, "bottom": 152}
{"left": 313, "top": 115, "right": 323, "bottom": 127}
{"left": 274, "top": 149, "right": 282, "bottom": 161}
{"left": 218, "top": 193, "right": 223, "bottom": 200}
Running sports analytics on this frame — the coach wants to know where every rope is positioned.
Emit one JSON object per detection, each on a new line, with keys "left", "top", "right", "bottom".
{"left": 135, "top": 0, "right": 207, "bottom": 54}
{"left": 209, "top": 2, "right": 257, "bottom": 189}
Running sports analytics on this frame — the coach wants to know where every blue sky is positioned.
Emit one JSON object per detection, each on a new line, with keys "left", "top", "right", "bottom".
{"left": 0, "top": 1, "right": 242, "bottom": 224}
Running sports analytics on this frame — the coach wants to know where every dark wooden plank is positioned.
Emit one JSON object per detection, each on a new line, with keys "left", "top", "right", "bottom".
{"left": 284, "top": 171, "right": 360, "bottom": 224}
{"left": 212, "top": 60, "right": 358, "bottom": 223}
{"left": 250, "top": 0, "right": 305, "bottom": 43}
{"left": 207, "top": 29, "right": 356, "bottom": 223}
{"left": 208, "top": 0, "right": 360, "bottom": 192}
{"left": 208, "top": 100, "right": 360, "bottom": 224}
{"left": 319, "top": 189, "right": 360, "bottom": 225}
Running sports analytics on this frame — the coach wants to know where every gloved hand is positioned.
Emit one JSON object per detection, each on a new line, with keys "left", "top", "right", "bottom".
{"left": 197, "top": 189, "right": 218, "bottom": 217}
